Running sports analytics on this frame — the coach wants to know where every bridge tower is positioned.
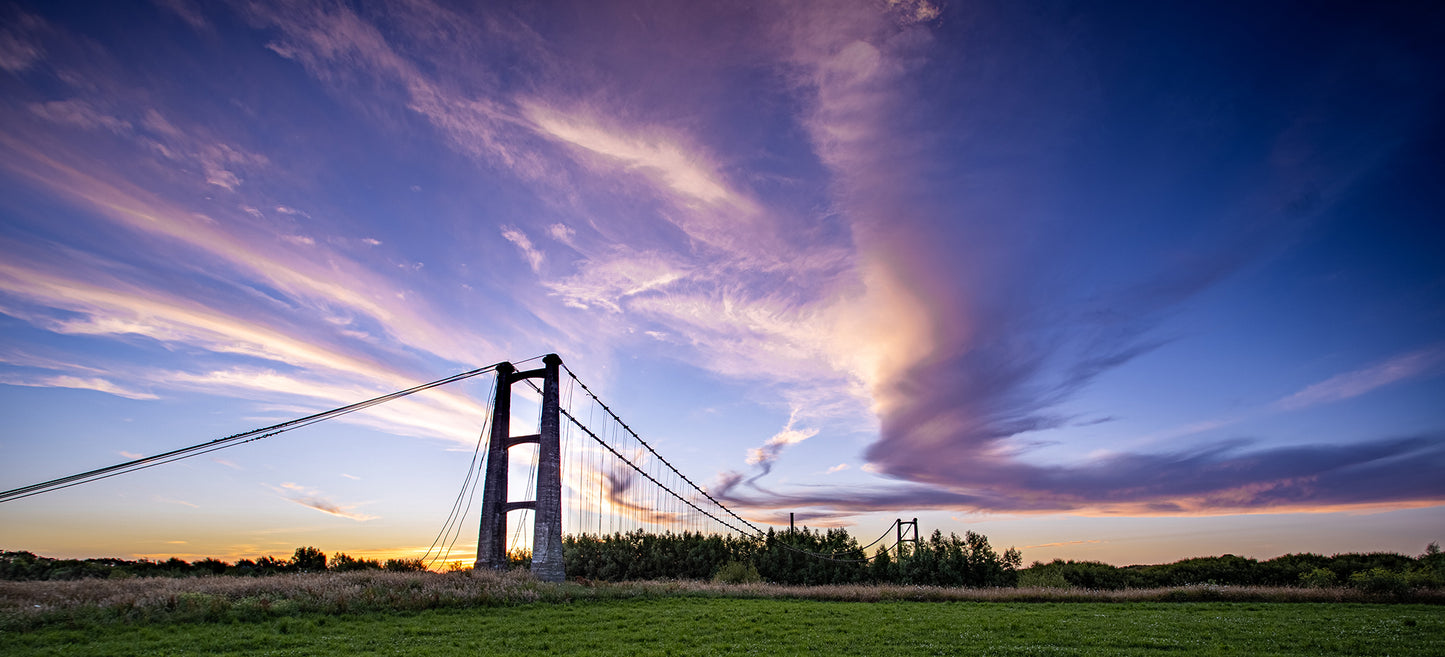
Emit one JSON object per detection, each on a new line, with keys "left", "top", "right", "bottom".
{"left": 475, "top": 353, "right": 565, "bottom": 582}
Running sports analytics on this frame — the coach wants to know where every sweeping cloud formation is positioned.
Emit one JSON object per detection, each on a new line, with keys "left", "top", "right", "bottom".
{"left": 1, "top": 0, "right": 1442, "bottom": 561}
{"left": 273, "top": 483, "right": 377, "bottom": 522}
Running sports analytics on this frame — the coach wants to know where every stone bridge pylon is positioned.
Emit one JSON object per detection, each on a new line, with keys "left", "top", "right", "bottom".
{"left": 474, "top": 353, "right": 564, "bottom": 582}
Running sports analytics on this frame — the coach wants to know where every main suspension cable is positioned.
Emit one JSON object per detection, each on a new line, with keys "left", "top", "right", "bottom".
{"left": 523, "top": 377, "right": 754, "bottom": 537}
{"left": 552, "top": 367, "right": 905, "bottom": 564}
{"left": 561, "top": 364, "right": 766, "bottom": 536}
{"left": 561, "top": 365, "right": 911, "bottom": 564}
{"left": 0, "top": 362, "right": 507, "bottom": 504}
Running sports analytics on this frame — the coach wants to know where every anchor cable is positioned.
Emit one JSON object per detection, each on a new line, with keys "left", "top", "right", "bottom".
{"left": 0, "top": 362, "right": 508, "bottom": 504}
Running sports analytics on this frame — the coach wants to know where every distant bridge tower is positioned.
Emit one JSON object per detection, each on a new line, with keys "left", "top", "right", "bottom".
{"left": 475, "top": 353, "right": 565, "bottom": 582}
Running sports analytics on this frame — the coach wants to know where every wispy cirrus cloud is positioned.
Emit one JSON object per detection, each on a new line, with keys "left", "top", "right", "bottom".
{"left": 214, "top": 3, "right": 876, "bottom": 432}
{"left": 0, "top": 373, "right": 157, "bottom": 400}
{"left": 27, "top": 100, "right": 132, "bottom": 134}
{"left": 2, "top": 73, "right": 502, "bottom": 368}
{"left": 157, "top": 496, "right": 199, "bottom": 509}
{"left": 152, "top": 0, "right": 209, "bottom": 31}
{"left": 241, "top": 0, "right": 541, "bottom": 176}
{"left": 273, "top": 482, "right": 377, "bottom": 522}
{"left": 0, "top": 254, "right": 490, "bottom": 443}
{"left": 500, "top": 225, "right": 544, "bottom": 274}
{"left": 0, "top": 257, "right": 371, "bottom": 376}
{"left": 1276, "top": 346, "right": 1445, "bottom": 411}
{"left": 745, "top": 409, "right": 820, "bottom": 471}
{"left": 164, "top": 367, "right": 487, "bottom": 442}
{"left": 0, "top": 7, "right": 46, "bottom": 73}
{"left": 544, "top": 248, "right": 690, "bottom": 313}
{"left": 523, "top": 103, "right": 746, "bottom": 211}
{"left": 0, "top": 1, "right": 518, "bottom": 458}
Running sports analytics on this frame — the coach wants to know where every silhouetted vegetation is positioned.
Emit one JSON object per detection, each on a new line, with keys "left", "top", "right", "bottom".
{"left": 0, "top": 546, "right": 403, "bottom": 580}
{"left": 3, "top": 539, "right": 1440, "bottom": 593}
{"left": 562, "top": 527, "right": 1020, "bottom": 586}
{"left": 327, "top": 553, "right": 382, "bottom": 572}
{"left": 1016, "top": 541, "right": 1445, "bottom": 593}
{"left": 381, "top": 557, "right": 428, "bottom": 572}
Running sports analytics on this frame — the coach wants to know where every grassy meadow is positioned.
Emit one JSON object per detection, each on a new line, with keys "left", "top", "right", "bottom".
{"left": 4, "top": 596, "right": 1443, "bottom": 656}
{"left": 3, "top": 570, "right": 1443, "bottom": 655}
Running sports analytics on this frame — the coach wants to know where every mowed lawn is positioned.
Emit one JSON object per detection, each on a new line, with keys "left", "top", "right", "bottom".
{"left": 5, "top": 598, "right": 1441, "bottom": 656}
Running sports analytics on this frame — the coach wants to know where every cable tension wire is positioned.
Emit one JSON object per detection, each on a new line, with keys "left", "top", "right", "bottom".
{"left": 0, "top": 363, "right": 506, "bottom": 504}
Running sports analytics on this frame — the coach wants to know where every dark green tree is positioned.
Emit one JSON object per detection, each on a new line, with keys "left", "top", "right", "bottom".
{"left": 290, "top": 546, "right": 327, "bottom": 572}
{"left": 329, "top": 552, "right": 381, "bottom": 571}
{"left": 382, "top": 557, "right": 428, "bottom": 572}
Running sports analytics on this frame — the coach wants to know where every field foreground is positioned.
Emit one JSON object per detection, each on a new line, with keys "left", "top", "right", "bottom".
{"left": 6, "top": 569, "right": 1443, "bottom": 623}
{"left": 3, "top": 571, "right": 1443, "bottom": 655}
{"left": 4, "top": 597, "right": 1443, "bottom": 656}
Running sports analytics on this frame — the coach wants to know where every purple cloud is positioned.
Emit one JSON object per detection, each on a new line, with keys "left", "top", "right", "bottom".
{"left": 707, "top": 2, "right": 1445, "bottom": 520}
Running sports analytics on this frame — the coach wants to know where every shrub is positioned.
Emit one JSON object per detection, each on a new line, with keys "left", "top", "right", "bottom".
{"left": 506, "top": 549, "right": 532, "bottom": 570}
{"left": 1299, "top": 567, "right": 1338, "bottom": 588}
{"left": 382, "top": 558, "right": 428, "bottom": 572}
{"left": 255, "top": 556, "right": 292, "bottom": 574}
{"left": 1349, "top": 568, "right": 1409, "bottom": 596}
{"left": 1404, "top": 569, "right": 1442, "bottom": 590}
{"left": 1018, "top": 562, "right": 1069, "bottom": 588}
{"left": 1054, "top": 560, "right": 1128, "bottom": 590}
{"left": 195, "top": 558, "right": 229, "bottom": 576}
{"left": 329, "top": 553, "right": 381, "bottom": 572}
{"left": 713, "top": 560, "right": 761, "bottom": 584}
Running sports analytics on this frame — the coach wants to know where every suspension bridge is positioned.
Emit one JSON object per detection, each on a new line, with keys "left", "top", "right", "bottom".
{"left": 0, "top": 353, "right": 917, "bottom": 582}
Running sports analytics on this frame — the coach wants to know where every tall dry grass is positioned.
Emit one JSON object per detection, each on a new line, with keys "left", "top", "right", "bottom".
{"left": 607, "top": 580, "right": 1445, "bottom": 604}
{"left": 1, "top": 569, "right": 542, "bottom": 629}
{"left": 3, "top": 570, "right": 1440, "bottom": 630}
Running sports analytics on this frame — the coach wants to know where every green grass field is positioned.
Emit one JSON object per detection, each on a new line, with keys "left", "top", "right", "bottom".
{"left": 4, "top": 597, "right": 1442, "bottom": 656}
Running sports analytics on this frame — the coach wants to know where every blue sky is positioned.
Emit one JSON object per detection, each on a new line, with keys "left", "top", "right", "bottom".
{"left": 1, "top": 0, "right": 1442, "bottom": 566}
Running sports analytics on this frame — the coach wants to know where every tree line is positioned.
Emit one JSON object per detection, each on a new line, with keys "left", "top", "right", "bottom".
{"left": 565, "top": 528, "right": 1023, "bottom": 587}
{"left": 1019, "top": 542, "right": 1445, "bottom": 594}
{"left": 4, "top": 531, "right": 1441, "bottom": 593}
{"left": 0, "top": 547, "right": 427, "bottom": 581}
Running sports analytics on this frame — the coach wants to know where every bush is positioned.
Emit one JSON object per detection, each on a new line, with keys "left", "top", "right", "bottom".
{"left": 195, "top": 558, "right": 229, "bottom": 575}
{"left": 1299, "top": 567, "right": 1337, "bottom": 588}
{"left": 1050, "top": 560, "right": 1128, "bottom": 590}
{"left": 1404, "top": 569, "right": 1442, "bottom": 590}
{"left": 1018, "top": 562, "right": 1069, "bottom": 588}
{"left": 329, "top": 553, "right": 381, "bottom": 572}
{"left": 1349, "top": 568, "right": 1409, "bottom": 596}
{"left": 506, "top": 548, "right": 532, "bottom": 570}
{"left": 712, "top": 560, "right": 761, "bottom": 584}
{"left": 255, "top": 556, "right": 292, "bottom": 574}
{"left": 382, "top": 558, "right": 428, "bottom": 572}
